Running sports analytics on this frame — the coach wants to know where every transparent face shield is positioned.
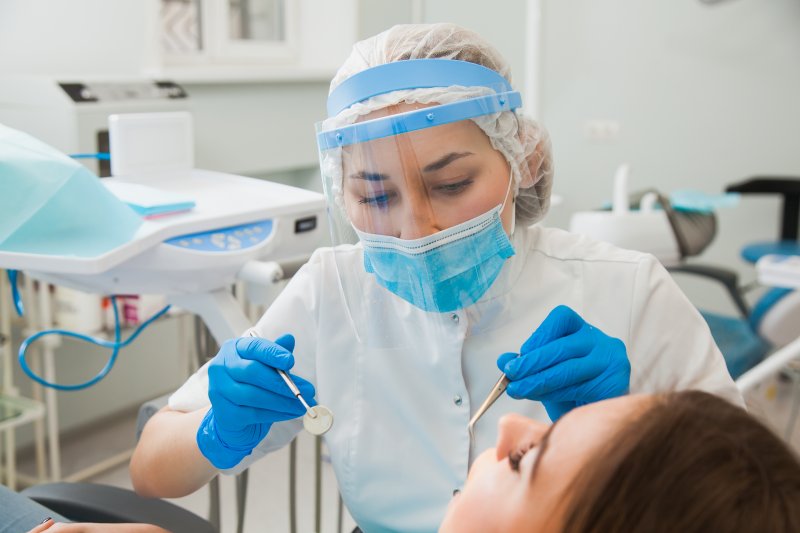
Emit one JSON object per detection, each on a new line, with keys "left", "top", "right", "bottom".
{"left": 316, "top": 60, "right": 523, "bottom": 342}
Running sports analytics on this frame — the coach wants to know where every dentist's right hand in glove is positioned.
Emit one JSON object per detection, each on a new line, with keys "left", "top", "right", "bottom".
{"left": 197, "top": 333, "right": 316, "bottom": 469}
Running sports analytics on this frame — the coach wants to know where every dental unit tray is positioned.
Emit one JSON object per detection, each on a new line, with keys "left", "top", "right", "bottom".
{"left": 0, "top": 170, "right": 327, "bottom": 296}
{"left": 0, "top": 111, "right": 327, "bottom": 296}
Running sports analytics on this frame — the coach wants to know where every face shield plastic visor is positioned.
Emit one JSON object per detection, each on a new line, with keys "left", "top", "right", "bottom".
{"left": 317, "top": 60, "right": 522, "bottom": 327}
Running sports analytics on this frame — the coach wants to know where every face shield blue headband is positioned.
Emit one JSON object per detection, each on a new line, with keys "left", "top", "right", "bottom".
{"left": 318, "top": 59, "right": 523, "bottom": 313}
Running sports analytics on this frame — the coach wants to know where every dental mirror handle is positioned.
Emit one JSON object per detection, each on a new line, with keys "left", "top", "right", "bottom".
{"left": 276, "top": 368, "right": 316, "bottom": 416}
{"left": 246, "top": 331, "right": 318, "bottom": 419}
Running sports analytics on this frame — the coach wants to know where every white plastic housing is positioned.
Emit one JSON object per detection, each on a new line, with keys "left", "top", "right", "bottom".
{"left": 569, "top": 210, "right": 681, "bottom": 266}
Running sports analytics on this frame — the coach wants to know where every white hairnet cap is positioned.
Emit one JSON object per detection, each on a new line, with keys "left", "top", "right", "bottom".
{"left": 326, "top": 23, "right": 554, "bottom": 226}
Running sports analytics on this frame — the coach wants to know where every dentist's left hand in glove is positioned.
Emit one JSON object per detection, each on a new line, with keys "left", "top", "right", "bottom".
{"left": 497, "top": 305, "right": 631, "bottom": 421}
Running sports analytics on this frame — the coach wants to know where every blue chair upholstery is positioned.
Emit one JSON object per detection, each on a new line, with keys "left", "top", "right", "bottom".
{"left": 741, "top": 241, "right": 800, "bottom": 264}
{"left": 701, "top": 311, "right": 771, "bottom": 379}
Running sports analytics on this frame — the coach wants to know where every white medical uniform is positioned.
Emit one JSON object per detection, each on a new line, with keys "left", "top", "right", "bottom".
{"left": 170, "top": 224, "right": 742, "bottom": 533}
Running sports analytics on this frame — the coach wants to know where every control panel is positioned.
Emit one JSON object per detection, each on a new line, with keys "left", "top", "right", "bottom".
{"left": 165, "top": 219, "right": 274, "bottom": 252}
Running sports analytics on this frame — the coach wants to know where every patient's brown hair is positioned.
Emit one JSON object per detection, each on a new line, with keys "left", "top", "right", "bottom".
{"left": 563, "top": 390, "right": 800, "bottom": 533}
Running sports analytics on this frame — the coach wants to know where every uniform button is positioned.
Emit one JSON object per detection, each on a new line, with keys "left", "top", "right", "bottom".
{"left": 453, "top": 394, "right": 463, "bottom": 406}
{"left": 451, "top": 313, "right": 459, "bottom": 324}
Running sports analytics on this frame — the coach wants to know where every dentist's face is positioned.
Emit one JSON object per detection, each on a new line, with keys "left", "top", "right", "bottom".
{"left": 439, "top": 395, "right": 651, "bottom": 533}
{"left": 341, "top": 103, "right": 514, "bottom": 239}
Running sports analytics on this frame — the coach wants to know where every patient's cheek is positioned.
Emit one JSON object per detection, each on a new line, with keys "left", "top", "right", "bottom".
{"left": 466, "top": 448, "right": 495, "bottom": 483}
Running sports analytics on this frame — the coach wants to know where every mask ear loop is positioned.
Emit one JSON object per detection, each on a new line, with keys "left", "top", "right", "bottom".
{"left": 498, "top": 167, "right": 516, "bottom": 236}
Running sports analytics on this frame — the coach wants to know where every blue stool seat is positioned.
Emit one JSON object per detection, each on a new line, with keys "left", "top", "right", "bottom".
{"left": 701, "top": 311, "right": 771, "bottom": 379}
{"left": 741, "top": 240, "right": 800, "bottom": 263}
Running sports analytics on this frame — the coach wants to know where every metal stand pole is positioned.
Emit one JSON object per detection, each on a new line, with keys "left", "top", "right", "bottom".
{"left": 0, "top": 273, "right": 16, "bottom": 488}
{"left": 23, "top": 277, "right": 48, "bottom": 482}
{"left": 236, "top": 469, "right": 248, "bottom": 533}
{"left": 37, "top": 284, "right": 61, "bottom": 481}
{"left": 315, "top": 435, "right": 322, "bottom": 533}
{"left": 208, "top": 475, "right": 221, "bottom": 531}
{"left": 289, "top": 438, "right": 298, "bottom": 533}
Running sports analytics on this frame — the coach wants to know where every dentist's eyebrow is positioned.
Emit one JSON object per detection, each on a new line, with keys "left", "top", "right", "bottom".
{"left": 349, "top": 170, "right": 390, "bottom": 181}
{"left": 422, "top": 151, "right": 474, "bottom": 173}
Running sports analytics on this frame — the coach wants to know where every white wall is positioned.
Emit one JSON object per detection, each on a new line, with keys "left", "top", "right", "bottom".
{"left": 539, "top": 0, "right": 800, "bottom": 311}
{"left": 0, "top": 0, "right": 356, "bottom": 79}
{"left": 0, "top": 0, "right": 160, "bottom": 78}
{"left": 358, "top": 0, "right": 530, "bottom": 109}
{"left": 422, "top": 0, "right": 528, "bottom": 93}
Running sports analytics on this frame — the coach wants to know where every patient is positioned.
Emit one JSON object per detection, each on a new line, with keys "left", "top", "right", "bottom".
{"left": 26, "top": 520, "right": 166, "bottom": 533}
{"left": 0, "top": 481, "right": 167, "bottom": 533}
{"left": 440, "top": 390, "right": 800, "bottom": 532}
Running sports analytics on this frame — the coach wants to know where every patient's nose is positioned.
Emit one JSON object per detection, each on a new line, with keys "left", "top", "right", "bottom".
{"left": 495, "top": 413, "right": 549, "bottom": 460}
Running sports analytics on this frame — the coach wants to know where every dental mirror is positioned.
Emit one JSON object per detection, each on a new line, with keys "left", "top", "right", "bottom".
{"left": 303, "top": 405, "right": 334, "bottom": 435}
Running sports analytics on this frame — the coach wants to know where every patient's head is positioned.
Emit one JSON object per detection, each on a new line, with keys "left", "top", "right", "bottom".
{"left": 440, "top": 391, "right": 800, "bottom": 533}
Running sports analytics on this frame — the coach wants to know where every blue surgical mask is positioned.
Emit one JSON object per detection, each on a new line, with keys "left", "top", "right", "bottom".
{"left": 355, "top": 205, "right": 515, "bottom": 313}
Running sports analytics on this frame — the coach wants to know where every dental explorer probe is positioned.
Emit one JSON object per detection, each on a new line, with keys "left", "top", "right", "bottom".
{"left": 467, "top": 374, "right": 509, "bottom": 444}
{"left": 245, "top": 330, "right": 317, "bottom": 419}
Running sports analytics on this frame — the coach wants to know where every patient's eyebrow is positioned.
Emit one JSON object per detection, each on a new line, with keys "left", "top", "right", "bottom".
{"left": 528, "top": 419, "right": 560, "bottom": 484}
{"left": 422, "top": 151, "right": 474, "bottom": 173}
{"left": 349, "top": 170, "right": 390, "bottom": 181}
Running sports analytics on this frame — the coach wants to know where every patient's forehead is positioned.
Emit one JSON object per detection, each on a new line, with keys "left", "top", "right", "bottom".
{"left": 554, "top": 395, "right": 653, "bottom": 445}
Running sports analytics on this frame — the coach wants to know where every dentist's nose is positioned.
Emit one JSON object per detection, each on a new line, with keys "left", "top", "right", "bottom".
{"left": 398, "top": 200, "right": 440, "bottom": 239}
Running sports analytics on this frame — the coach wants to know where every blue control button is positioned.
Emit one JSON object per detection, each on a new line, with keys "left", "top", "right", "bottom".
{"left": 165, "top": 219, "right": 274, "bottom": 252}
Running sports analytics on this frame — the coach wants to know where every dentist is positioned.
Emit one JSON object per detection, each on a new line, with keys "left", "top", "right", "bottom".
{"left": 132, "top": 23, "right": 740, "bottom": 532}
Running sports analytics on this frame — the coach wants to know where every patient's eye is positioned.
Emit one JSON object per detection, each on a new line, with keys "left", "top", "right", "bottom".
{"left": 508, "top": 443, "right": 536, "bottom": 472}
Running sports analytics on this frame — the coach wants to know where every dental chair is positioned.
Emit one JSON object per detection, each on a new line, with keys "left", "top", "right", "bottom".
{"left": 570, "top": 167, "right": 800, "bottom": 381}
{"left": 19, "top": 394, "right": 216, "bottom": 533}
{"left": 690, "top": 177, "right": 800, "bottom": 379}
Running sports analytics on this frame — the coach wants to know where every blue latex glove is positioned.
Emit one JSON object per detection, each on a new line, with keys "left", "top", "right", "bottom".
{"left": 497, "top": 305, "right": 630, "bottom": 421}
{"left": 197, "top": 334, "right": 316, "bottom": 469}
